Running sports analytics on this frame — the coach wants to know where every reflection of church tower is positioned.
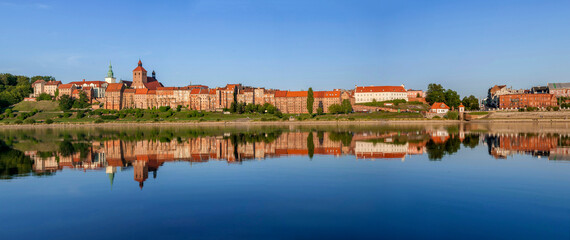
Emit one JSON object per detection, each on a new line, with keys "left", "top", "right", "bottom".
{"left": 105, "top": 61, "right": 116, "bottom": 84}
{"left": 133, "top": 160, "right": 148, "bottom": 189}
{"left": 132, "top": 60, "right": 148, "bottom": 89}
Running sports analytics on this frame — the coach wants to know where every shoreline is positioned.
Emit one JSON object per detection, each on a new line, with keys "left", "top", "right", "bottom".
{"left": 1, "top": 118, "right": 570, "bottom": 128}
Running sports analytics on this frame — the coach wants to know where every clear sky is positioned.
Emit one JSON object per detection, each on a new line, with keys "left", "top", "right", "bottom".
{"left": 1, "top": 0, "right": 569, "bottom": 98}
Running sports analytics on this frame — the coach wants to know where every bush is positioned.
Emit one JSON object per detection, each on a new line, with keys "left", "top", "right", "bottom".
{"left": 24, "top": 118, "right": 36, "bottom": 124}
{"left": 76, "top": 112, "right": 85, "bottom": 119}
{"left": 14, "top": 120, "right": 23, "bottom": 124}
{"left": 4, "top": 109, "right": 12, "bottom": 115}
{"left": 94, "top": 119, "right": 104, "bottom": 123}
{"left": 432, "top": 116, "right": 441, "bottom": 119}
{"left": 158, "top": 106, "right": 171, "bottom": 112}
{"left": 100, "top": 115, "right": 118, "bottom": 120}
{"left": 63, "top": 113, "right": 72, "bottom": 118}
{"left": 445, "top": 111, "right": 459, "bottom": 120}
{"left": 37, "top": 93, "right": 53, "bottom": 101}
{"left": 553, "top": 106, "right": 560, "bottom": 111}
{"left": 45, "top": 119, "right": 54, "bottom": 124}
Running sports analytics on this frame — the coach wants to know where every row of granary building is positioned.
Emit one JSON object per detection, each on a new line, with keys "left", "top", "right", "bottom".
{"left": 28, "top": 60, "right": 426, "bottom": 113}
{"left": 485, "top": 83, "right": 570, "bottom": 109}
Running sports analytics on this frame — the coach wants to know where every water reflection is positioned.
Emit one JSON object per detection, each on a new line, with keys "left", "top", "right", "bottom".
{"left": 2, "top": 123, "right": 570, "bottom": 186}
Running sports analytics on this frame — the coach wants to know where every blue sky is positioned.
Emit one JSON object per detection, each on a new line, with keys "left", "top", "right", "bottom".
{"left": 1, "top": 0, "right": 569, "bottom": 98}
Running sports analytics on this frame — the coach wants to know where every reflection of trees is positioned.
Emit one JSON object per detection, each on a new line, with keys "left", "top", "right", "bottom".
{"left": 59, "top": 140, "right": 75, "bottom": 157}
{"left": 0, "top": 140, "right": 34, "bottom": 179}
{"left": 307, "top": 132, "right": 314, "bottom": 159}
{"left": 228, "top": 130, "right": 283, "bottom": 145}
{"left": 329, "top": 132, "right": 353, "bottom": 147}
{"left": 425, "top": 135, "right": 462, "bottom": 161}
{"left": 462, "top": 134, "right": 480, "bottom": 149}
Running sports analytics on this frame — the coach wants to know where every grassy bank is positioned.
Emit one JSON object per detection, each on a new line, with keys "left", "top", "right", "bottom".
{"left": 0, "top": 100, "right": 426, "bottom": 125}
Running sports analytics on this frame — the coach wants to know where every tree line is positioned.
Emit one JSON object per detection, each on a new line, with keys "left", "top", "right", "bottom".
{"left": 0, "top": 74, "right": 56, "bottom": 109}
{"left": 425, "top": 83, "right": 480, "bottom": 110}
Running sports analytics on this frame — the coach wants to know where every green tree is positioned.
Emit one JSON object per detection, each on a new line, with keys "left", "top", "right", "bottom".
{"left": 37, "top": 93, "right": 52, "bottom": 101}
{"left": 426, "top": 83, "right": 445, "bottom": 105}
{"left": 461, "top": 95, "right": 480, "bottom": 110}
{"left": 307, "top": 87, "right": 314, "bottom": 114}
{"left": 58, "top": 95, "right": 74, "bottom": 110}
{"left": 328, "top": 104, "right": 343, "bottom": 114}
{"left": 444, "top": 89, "right": 461, "bottom": 109}
{"left": 341, "top": 99, "right": 353, "bottom": 114}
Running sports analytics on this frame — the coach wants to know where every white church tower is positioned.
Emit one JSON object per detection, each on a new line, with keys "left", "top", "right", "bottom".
{"left": 105, "top": 61, "right": 116, "bottom": 84}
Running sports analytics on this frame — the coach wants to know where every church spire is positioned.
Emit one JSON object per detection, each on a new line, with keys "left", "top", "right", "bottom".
{"left": 107, "top": 61, "right": 114, "bottom": 78}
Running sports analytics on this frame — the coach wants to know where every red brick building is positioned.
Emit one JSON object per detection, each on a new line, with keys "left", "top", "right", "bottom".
{"left": 499, "top": 94, "right": 557, "bottom": 109}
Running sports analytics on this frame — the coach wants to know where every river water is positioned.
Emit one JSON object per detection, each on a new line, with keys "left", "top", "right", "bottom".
{"left": 1, "top": 123, "right": 569, "bottom": 239}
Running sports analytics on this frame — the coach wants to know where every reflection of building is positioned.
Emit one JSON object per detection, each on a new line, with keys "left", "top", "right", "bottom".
{"left": 355, "top": 141, "right": 408, "bottom": 160}
{"left": 486, "top": 134, "right": 560, "bottom": 159}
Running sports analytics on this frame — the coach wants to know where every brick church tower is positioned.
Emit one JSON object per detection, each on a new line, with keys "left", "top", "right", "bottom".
{"left": 132, "top": 59, "right": 148, "bottom": 89}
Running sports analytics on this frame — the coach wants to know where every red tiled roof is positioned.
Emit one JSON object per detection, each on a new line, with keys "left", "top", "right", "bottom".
{"left": 190, "top": 88, "right": 201, "bottom": 94}
{"left": 209, "top": 89, "right": 217, "bottom": 95}
{"left": 144, "top": 80, "right": 163, "bottom": 90}
{"left": 286, "top": 91, "right": 308, "bottom": 98}
{"left": 58, "top": 84, "right": 74, "bottom": 89}
{"left": 32, "top": 80, "right": 45, "bottom": 85}
{"left": 157, "top": 87, "right": 175, "bottom": 91}
{"left": 430, "top": 102, "right": 450, "bottom": 110}
{"left": 124, "top": 89, "right": 136, "bottom": 93}
{"left": 355, "top": 86, "right": 406, "bottom": 93}
{"left": 45, "top": 81, "right": 61, "bottom": 86}
{"left": 147, "top": 90, "right": 156, "bottom": 95}
{"left": 275, "top": 90, "right": 288, "bottom": 97}
{"left": 133, "top": 65, "right": 147, "bottom": 72}
{"left": 135, "top": 89, "right": 148, "bottom": 94}
{"left": 106, "top": 83, "right": 124, "bottom": 92}
{"left": 314, "top": 90, "right": 340, "bottom": 98}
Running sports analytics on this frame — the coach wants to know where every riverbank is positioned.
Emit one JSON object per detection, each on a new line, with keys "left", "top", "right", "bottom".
{"left": 2, "top": 117, "right": 570, "bottom": 129}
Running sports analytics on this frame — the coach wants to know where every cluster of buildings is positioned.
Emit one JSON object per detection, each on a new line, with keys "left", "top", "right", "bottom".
{"left": 484, "top": 84, "right": 570, "bottom": 110}
{"left": 29, "top": 60, "right": 426, "bottom": 114}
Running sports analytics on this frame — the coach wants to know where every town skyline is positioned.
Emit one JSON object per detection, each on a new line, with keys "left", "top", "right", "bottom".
{"left": 2, "top": 0, "right": 570, "bottom": 99}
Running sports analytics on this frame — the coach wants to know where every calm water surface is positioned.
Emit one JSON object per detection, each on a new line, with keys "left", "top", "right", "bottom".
{"left": 1, "top": 123, "right": 570, "bottom": 239}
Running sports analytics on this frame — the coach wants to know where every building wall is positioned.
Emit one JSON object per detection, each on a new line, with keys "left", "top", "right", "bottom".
{"left": 499, "top": 94, "right": 558, "bottom": 109}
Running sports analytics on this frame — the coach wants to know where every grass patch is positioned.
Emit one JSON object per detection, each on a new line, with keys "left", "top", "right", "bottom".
{"left": 12, "top": 100, "right": 59, "bottom": 112}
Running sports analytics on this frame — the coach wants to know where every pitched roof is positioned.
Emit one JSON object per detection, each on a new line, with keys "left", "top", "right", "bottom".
{"left": 32, "top": 80, "right": 45, "bottom": 85}
{"left": 45, "top": 81, "right": 61, "bottom": 86}
{"left": 275, "top": 90, "right": 288, "bottom": 97}
{"left": 144, "top": 80, "right": 163, "bottom": 90}
{"left": 106, "top": 83, "right": 124, "bottom": 92}
{"left": 135, "top": 89, "right": 148, "bottom": 95}
{"left": 356, "top": 86, "right": 406, "bottom": 93}
{"left": 58, "top": 84, "right": 74, "bottom": 89}
{"left": 430, "top": 102, "right": 450, "bottom": 110}
{"left": 314, "top": 90, "right": 340, "bottom": 98}
{"left": 286, "top": 91, "right": 308, "bottom": 97}
{"left": 124, "top": 89, "right": 136, "bottom": 93}
{"left": 147, "top": 90, "right": 156, "bottom": 95}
